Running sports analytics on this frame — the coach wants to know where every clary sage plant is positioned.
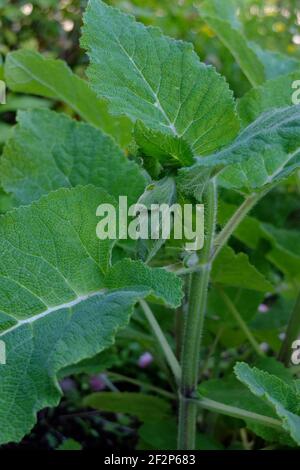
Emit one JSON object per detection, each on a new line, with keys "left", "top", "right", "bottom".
{"left": 0, "top": 0, "right": 300, "bottom": 450}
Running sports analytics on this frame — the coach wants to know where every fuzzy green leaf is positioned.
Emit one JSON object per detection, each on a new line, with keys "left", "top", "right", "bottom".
{"left": 0, "top": 287, "right": 150, "bottom": 444}
{"left": 0, "top": 108, "right": 146, "bottom": 206}
{"left": 81, "top": 0, "right": 239, "bottom": 155}
{"left": 0, "top": 185, "right": 183, "bottom": 444}
{"left": 235, "top": 362, "right": 300, "bottom": 445}
{"left": 134, "top": 120, "right": 194, "bottom": 168}
{"left": 4, "top": 49, "right": 132, "bottom": 146}
{"left": 199, "top": 379, "right": 293, "bottom": 446}
{"left": 238, "top": 72, "right": 300, "bottom": 126}
{"left": 199, "top": 358, "right": 297, "bottom": 445}
{"left": 106, "top": 258, "right": 183, "bottom": 308}
{"left": 180, "top": 106, "right": 300, "bottom": 193}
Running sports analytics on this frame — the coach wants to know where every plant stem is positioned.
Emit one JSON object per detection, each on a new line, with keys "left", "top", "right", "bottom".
{"left": 212, "top": 192, "right": 263, "bottom": 262}
{"left": 218, "top": 288, "right": 264, "bottom": 357}
{"left": 175, "top": 307, "right": 184, "bottom": 359}
{"left": 140, "top": 300, "right": 181, "bottom": 382}
{"left": 195, "top": 397, "right": 281, "bottom": 429}
{"left": 278, "top": 291, "right": 300, "bottom": 365}
{"left": 177, "top": 179, "right": 217, "bottom": 450}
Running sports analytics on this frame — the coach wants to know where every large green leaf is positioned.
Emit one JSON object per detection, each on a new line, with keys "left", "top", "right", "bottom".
{"left": 81, "top": 0, "right": 240, "bottom": 156}
{"left": 0, "top": 186, "right": 183, "bottom": 444}
{"left": 211, "top": 246, "right": 273, "bottom": 292}
{"left": 235, "top": 362, "right": 300, "bottom": 445}
{"left": 0, "top": 287, "right": 150, "bottom": 444}
{"left": 0, "top": 186, "right": 115, "bottom": 299}
{"left": 4, "top": 49, "right": 132, "bottom": 147}
{"left": 180, "top": 106, "right": 300, "bottom": 193}
{"left": 0, "top": 108, "right": 146, "bottom": 206}
{"left": 238, "top": 72, "right": 300, "bottom": 127}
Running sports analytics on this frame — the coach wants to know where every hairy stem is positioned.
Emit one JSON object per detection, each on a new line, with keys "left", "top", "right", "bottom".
{"left": 278, "top": 291, "right": 300, "bottom": 366}
{"left": 177, "top": 179, "right": 217, "bottom": 450}
{"left": 175, "top": 307, "right": 184, "bottom": 359}
{"left": 140, "top": 300, "right": 181, "bottom": 382}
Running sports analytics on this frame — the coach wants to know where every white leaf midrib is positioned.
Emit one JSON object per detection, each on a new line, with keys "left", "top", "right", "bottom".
{"left": 0, "top": 290, "right": 105, "bottom": 338}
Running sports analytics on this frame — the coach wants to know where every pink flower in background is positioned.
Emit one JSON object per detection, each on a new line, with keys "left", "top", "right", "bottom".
{"left": 259, "top": 342, "right": 270, "bottom": 352}
{"left": 89, "top": 374, "right": 107, "bottom": 391}
{"left": 279, "top": 332, "right": 286, "bottom": 341}
{"left": 138, "top": 352, "right": 153, "bottom": 368}
{"left": 258, "top": 303, "right": 269, "bottom": 313}
{"left": 60, "top": 377, "right": 77, "bottom": 393}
